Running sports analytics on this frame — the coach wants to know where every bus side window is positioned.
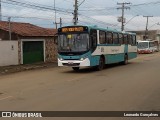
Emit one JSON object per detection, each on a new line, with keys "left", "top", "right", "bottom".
{"left": 113, "top": 33, "right": 119, "bottom": 44}
{"left": 99, "top": 31, "right": 106, "bottom": 44}
{"left": 119, "top": 33, "right": 123, "bottom": 44}
{"left": 106, "top": 32, "right": 113, "bottom": 44}
{"left": 90, "top": 29, "right": 97, "bottom": 50}
{"left": 128, "top": 35, "right": 132, "bottom": 45}
{"left": 132, "top": 35, "right": 136, "bottom": 45}
{"left": 124, "top": 34, "right": 128, "bottom": 44}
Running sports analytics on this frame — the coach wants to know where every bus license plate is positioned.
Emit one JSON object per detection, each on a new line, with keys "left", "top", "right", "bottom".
{"left": 68, "top": 62, "right": 73, "bottom": 64}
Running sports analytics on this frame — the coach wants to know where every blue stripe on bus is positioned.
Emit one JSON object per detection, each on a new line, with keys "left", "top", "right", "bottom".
{"left": 59, "top": 52, "right": 137, "bottom": 67}
{"left": 90, "top": 52, "right": 137, "bottom": 66}
{"left": 97, "top": 44, "right": 121, "bottom": 46}
{"left": 58, "top": 52, "right": 91, "bottom": 60}
{"left": 128, "top": 52, "right": 137, "bottom": 60}
{"left": 90, "top": 53, "right": 124, "bottom": 66}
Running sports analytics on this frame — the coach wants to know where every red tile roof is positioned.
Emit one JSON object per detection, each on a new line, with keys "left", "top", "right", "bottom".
{"left": 0, "top": 21, "right": 57, "bottom": 37}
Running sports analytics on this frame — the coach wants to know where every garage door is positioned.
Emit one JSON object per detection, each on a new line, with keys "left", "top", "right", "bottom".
{"left": 23, "top": 41, "right": 44, "bottom": 64}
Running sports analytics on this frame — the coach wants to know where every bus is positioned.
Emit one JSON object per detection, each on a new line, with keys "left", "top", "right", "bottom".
{"left": 153, "top": 40, "right": 159, "bottom": 52}
{"left": 137, "top": 40, "right": 156, "bottom": 54}
{"left": 57, "top": 25, "right": 137, "bottom": 71}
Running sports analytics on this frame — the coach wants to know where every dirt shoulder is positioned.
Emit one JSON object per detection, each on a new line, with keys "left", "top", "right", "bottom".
{"left": 0, "top": 62, "right": 58, "bottom": 75}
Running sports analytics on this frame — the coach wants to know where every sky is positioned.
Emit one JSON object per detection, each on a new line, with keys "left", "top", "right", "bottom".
{"left": 2, "top": 0, "right": 160, "bottom": 31}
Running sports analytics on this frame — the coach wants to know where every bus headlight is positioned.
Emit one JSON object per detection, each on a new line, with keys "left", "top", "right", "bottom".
{"left": 59, "top": 57, "right": 63, "bottom": 61}
{"left": 80, "top": 58, "right": 85, "bottom": 61}
{"left": 80, "top": 55, "right": 89, "bottom": 61}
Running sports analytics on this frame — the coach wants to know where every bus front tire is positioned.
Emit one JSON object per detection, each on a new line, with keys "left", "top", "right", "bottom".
{"left": 97, "top": 57, "right": 105, "bottom": 71}
{"left": 72, "top": 67, "right": 79, "bottom": 71}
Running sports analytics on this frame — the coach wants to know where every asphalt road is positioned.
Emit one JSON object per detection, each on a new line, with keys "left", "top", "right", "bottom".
{"left": 0, "top": 52, "right": 160, "bottom": 120}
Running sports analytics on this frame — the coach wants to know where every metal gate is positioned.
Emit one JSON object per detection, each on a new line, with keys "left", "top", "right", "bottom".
{"left": 23, "top": 41, "right": 44, "bottom": 64}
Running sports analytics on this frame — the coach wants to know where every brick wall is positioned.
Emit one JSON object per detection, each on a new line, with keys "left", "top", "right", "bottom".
{"left": 45, "top": 38, "right": 57, "bottom": 62}
{"left": 18, "top": 40, "right": 21, "bottom": 64}
{"left": 18, "top": 37, "right": 58, "bottom": 64}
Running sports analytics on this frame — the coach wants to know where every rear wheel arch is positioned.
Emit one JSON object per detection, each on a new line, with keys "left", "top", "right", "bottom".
{"left": 96, "top": 55, "right": 105, "bottom": 71}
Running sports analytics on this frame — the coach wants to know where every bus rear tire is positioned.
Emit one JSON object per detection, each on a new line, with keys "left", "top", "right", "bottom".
{"left": 97, "top": 57, "right": 105, "bottom": 71}
{"left": 122, "top": 55, "right": 128, "bottom": 65}
{"left": 72, "top": 67, "right": 79, "bottom": 71}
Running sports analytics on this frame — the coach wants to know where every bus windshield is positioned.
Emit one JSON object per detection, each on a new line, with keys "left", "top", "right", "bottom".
{"left": 58, "top": 33, "right": 89, "bottom": 53}
{"left": 138, "top": 42, "right": 149, "bottom": 49}
{"left": 149, "top": 42, "right": 154, "bottom": 47}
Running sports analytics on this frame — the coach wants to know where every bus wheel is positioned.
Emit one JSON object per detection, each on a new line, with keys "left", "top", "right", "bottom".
{"left": 72, "top": 67, "right": 79, "bottom": 71}
{"left": 97, "top": 57, "right": 105, "bottom": 71}
{"left": 123, "top": 55, "right": 128, "bottom": 65}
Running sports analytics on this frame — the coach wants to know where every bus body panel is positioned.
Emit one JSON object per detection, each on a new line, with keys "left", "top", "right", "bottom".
{"left": 91, "top": 45, "right": 125, "bottom": 64}
{"left": 89, "top": 55, "right": 99, "bottom": 66}
{"left": 124, "top": 45, "right": 128, "bottom": 54}
{"left": 128, "top": 45, "right": 138, "bottom": 59}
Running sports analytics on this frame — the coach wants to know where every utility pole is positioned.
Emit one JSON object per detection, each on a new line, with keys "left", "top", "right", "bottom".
{"left": 0, "top": 0, "right": 2, "bottom": 21}
{"left": 117, "top": 2, "right": 131, "bottom": 31}
{"left": 54, "top": 18, "right": 62, "bottom": 28}
{"left": 143, "top": 16, "right": 153, "bottom": 40}
{"left": 8, "top": 17, "right": 11, "bottom": 40}
{"left": 73, "top": 0, "right": 78, "bottom": 25}
{"left": 60, "top": 17, "right": 62, "bottom": 28}
{"left": 54, "top": 0, "right": 58, "bottom": 29}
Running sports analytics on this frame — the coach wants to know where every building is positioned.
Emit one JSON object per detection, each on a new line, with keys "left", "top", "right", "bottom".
{"left": 131, "top": 30, "right": 160, "bottom": 42}
{"left": 0, "top": 21, "right": 57, "bottom": 66}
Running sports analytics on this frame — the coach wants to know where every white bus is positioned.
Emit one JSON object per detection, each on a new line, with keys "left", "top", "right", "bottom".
{"left": 137, "top": 41, "right": 156, "bottom": 54}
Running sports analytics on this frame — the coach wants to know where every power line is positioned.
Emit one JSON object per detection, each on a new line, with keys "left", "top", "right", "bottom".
{"left": 2, "top": 15, "right": 55, "bottom": 21}
{"left": 2, "top": 0, "right": 73, "bottom": 14}
{"left": 80, "top": 14, "right": 118, "bottom": 27}
{"left": 78, "top": 0, "right": 85, "bottom": 7}
{"left": 130, "top": 0, "right": 160, "bottom": 7}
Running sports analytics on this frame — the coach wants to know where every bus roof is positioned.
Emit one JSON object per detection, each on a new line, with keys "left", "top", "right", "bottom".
{"left": 138, "top": 40, "right": 154, "bottom": 43}
{"left": 60, "top": 25, "right": 136, "bottom": 35}
{"left": 87, "top": 25, "right": 136, "bottom": 35}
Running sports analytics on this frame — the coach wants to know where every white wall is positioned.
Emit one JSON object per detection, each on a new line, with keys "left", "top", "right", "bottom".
{"left": 0, "top": 41, "right": 19, "bottom": 66}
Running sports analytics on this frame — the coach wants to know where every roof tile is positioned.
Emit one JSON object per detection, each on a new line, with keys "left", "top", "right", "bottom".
{"left": 0, "top": 21, "right": 57, "bottom": 37}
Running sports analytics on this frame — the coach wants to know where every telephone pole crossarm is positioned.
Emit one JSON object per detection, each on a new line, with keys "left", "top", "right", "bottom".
{"left": 117, "top": 2, "right": 131, "bottom": 31}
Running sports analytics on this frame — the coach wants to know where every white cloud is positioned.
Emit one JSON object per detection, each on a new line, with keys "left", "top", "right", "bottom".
{"left": 1, "top": 0, "right": 160, "bottom": 30}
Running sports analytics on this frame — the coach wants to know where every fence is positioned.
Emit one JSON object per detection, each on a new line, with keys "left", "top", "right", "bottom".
{"left": 0, "top": 41, "right": 19, "bottom": 66}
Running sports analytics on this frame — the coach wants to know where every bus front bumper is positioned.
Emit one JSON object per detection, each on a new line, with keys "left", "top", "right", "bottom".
{"left": 58, "top": 58, "right": 90, "bottom": 67}
{"left": 138, "top": 50, "right": 152, "bottom": 54}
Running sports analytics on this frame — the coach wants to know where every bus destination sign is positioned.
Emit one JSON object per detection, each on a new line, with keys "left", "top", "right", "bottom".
{"left": 59, "top": 26, "right": 88, "bottom": 33}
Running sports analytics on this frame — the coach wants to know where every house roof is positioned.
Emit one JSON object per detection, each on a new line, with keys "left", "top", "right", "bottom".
{"left": 0, "top": 21, "right": 57, "bottom": 37}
